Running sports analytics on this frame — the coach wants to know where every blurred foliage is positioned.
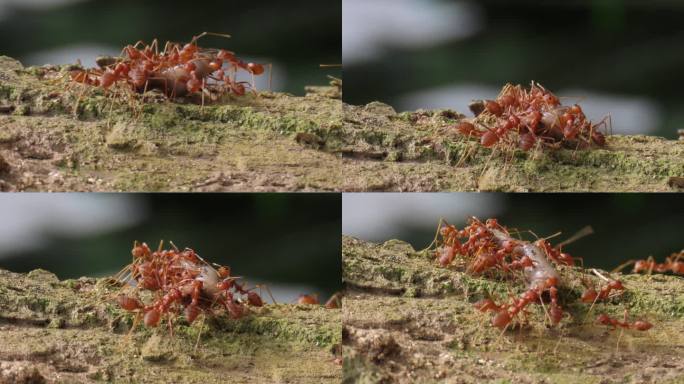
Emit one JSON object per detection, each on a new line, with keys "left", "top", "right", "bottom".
{"left": 0, "top": 0, "right": 341, "bottom": 94}
{"left": 344, "top": 0, "right": 684, "bottom": 138}
{"left": 387, "top": 194, "right": 683, "bottom": 272}
{"left": 0, "top": 194, "right": 341, "bottom": 296}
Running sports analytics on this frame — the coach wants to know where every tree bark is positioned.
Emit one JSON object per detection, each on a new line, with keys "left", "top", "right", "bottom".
{"left": 0, "top": 268, "right": 341, "bottom": 384}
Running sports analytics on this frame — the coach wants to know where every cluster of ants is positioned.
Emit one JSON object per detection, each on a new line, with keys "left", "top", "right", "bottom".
{"left": 455, "top": 82, "right": 608, "bottom": 151}
{"left": 431, "top": 217, "right": 652, "bottom": 334}
{"left": 114, "top": 241, "right": 268, "bottom": 329}
{"left": 70, "top": 32, "right": 266, "bottom": 102}
{"left": 114, "top": 241, "right": 340, "bottom": 332}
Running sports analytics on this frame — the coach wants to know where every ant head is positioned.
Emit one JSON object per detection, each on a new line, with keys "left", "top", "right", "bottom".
{"left": 218, "top": 266, "right": 231, "bottom": 278}
{"left": 545, "top": 276, "right": 559, "bottom": 288}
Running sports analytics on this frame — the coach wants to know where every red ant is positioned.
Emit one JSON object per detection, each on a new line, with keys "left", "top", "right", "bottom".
{"left": 596, "top": 310, "right": 652, "bottom": 353}
{"left": 114, "top": 240, "right": 270, "bottom": 332}
{"left": 596, "top": 312, "right": 653, "bottom": 332}
{"left": 614, "top": 250, "right": 684, "bottom": 276}
{"left": 581, "top": 275, "right": 625, "bottom": 304}
{"left": 455, "top": 82, "right": 609, "bottom": 151}
{"left": 70, "top": 32, "right": 266, "bottom": 102}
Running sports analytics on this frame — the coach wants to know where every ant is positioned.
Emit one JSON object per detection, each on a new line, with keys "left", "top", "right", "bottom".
{"left": 614, "top": 250, "right": 684, "bottom": 276}
{"left": 595, "top": 310, "right": 653, "bottom": 353}
{"left": 596, "top": 312, "right": 653, "bottom": 332}
{"left": 581, "top": 269, "right": 625, "bottom": 304}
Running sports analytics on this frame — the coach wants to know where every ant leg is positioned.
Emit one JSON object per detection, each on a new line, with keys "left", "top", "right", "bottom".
{"left": 542, "top": 231, "right": 563, "bottom": 242}
{"left": 268, "top": 63, "right": 273, "bottom": 91}
{"left": 612, "top": 259, "right": 636, "bottom": 273}
{"left": 150, "top": 38, "right": 159, "bottom": 56}
{"left": 193, "top": 313, "right": 206, "bottom": 353}
{"left": 537, "top": 295, "right": 553, "bottom": 326}
{"left": 166, "top": 314, "right": 174, "bottom": 338}
{"left": 201, "top": 79, "right": 206, "bottom": 108}
{"left": 582, "top": 282, "right": 605, "bottom": 325}
{"left": 190, "top": 32, "right": 232, "bottom": 46}
{"left": 557, "top": 226, "right": 594, "bottom": 249}
{"left": 647, "top": 256, "right": 655, "bottom": 276}
{"left": 552, "top": 328, "right": 566, "bottom": 355}
{"left": 423, "top": 217, "right": 447, "bottom": 252}
{"left": 257, "top": 284, "right": 277, "bottom": 304}
{"left": 615, "top": 328, "right": 624, "bottom": 355}
{"left": 72, "top": 81, "right": 89, "bottom": 117}
{"left": 495, "top": 322, "right": 511, "bottom": 345}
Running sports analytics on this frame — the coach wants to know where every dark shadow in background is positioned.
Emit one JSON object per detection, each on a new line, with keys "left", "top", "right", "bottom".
{"left": 344, "top": 0, "right": 684, "bottom": 138}
{"left": 373, "top": 194, "right": 682, "bottom": 272}
{"left": 0, "top": 194, "right": 341, "bottom": 297}
{"left": 0, "top": 0, "right": 341, "bottom": 94}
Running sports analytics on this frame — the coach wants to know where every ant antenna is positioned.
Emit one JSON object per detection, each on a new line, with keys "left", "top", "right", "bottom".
{"left": 190, "top": 32, "right": 232, "bottom": 45}
{"left": 556, "top": 226, "right": 594, "bottom": 248}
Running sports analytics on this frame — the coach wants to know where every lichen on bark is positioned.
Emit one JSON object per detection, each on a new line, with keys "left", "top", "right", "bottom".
{"left": 0, "top": 268, "right": 341, "bottom": 383}
{"left": 0, "top": 56, "right": 342, "bottom": 192}
{"left": 342, "top": 236, "right": 684, "bottom": 384}
{"left": 341, "top": 102, "right": 684, "bottom": 192}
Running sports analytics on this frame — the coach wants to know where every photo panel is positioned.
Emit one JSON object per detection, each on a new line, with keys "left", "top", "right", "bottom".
{"left": 0, "top": 193, "right": 342, "bottom": 383}
{"left": 342, "top": 192, "right": 684, "bottom": 383}
{"left": 0, "top": 0, "right": 342, "bottom": 192}
{"left": 342, "top": 1, "right": 683, "bottom": 192}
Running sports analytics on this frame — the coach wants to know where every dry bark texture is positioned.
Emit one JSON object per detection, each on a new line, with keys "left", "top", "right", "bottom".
{"left": 0, "top": 268, "right": 341, "bottom": 383}
{"left": 341, "top": 102, "right": 684, "bottom": 192}
{"left": 0, "top": 56, "right": 342, "bottom": 192}
{"left": 342, "top": 236, "right": 684, "bottom": 384}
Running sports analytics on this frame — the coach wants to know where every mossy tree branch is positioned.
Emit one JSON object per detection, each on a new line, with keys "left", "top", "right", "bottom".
{"left": 0, "top": 268, "right": 341, "bottom": 383}
{"left": 0, "top": 56, "right": 342, "bottom": 192}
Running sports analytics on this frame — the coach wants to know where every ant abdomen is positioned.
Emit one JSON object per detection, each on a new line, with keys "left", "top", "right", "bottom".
{"left": 117, "top": 295, "right": 143, "bottom": 311}
{"left": 144, "top": 308, "right": 161, "bottom": 327}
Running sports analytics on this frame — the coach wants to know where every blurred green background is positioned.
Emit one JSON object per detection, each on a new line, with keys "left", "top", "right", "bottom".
{"left": 0, "top": 193, "right": 341, "bottom": 301}
{"left": 343, "top": 0, "right": 684, "bottom": 138}
{"left": 343, "top": 193, "right": 683, "bottom": 271}
{"left": 0, "top": 0, "right": 341, "bottom": 94}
